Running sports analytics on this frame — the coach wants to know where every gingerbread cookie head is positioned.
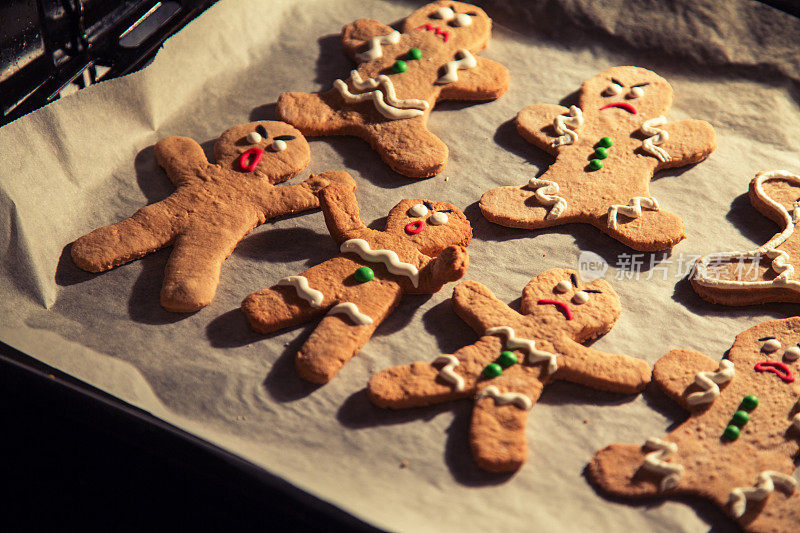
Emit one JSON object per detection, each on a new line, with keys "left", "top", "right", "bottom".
{"left": 385, "top": 198, "right": 472, "bottom": 256}
{"left": 728, "top": 320, "right": 800, "bottom": 394}
{"left": 214, "top": 120, "right": 310, "bottom": 184}
{"left": 520, "top": 268, "right": 621, "bottom": 341}
{"left": 402, "top": 1, "right": 491, "bottom": 51}
{"left": 579, "top": 66, "right": 673, "bottom": 125}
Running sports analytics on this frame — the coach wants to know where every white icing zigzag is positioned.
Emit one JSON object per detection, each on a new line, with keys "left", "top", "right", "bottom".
{"left": 686, "top": 359, "right": 735, "bottom": 407}
{"left": 607, "top": 196, "right": 660, "bottom": 230}
{"left": 436, "top": 49, "right": 477, "bottom": 85}
{"left": 729, "top": 471, "right": 797, "bottom": 518}
{"left": 551, "top": 105, "right": 584, "bottom": 147}
{"left": 485, "top": 326, "right": 558, "bottom": 374}
{"left": 475, "top": 385, "right": 533, "bottom": 411}
{"left": 694, "top": 171, "right": 800, "bottom": 292}
{"left": 334, "top": 71, "right": 429, "bottom": 120}
{"left": 433, "top": 355, "right": 464, "bottom": 392}
{"left": 277, "top": 276, "right": 324, "bottom": 308}
{"left": 340, "top": 238, "right": 420, "bottom": 287}
{"left": 355, "top": 30, "right": 401, "bottom": 62}
{"left": 526, "top": 178, "right": 568, "bottom": 220}
{"left": 641, "top": 437, "right": 684, "bottom": 491}
{"left": 328, "top": 302, "right": 373, "bottom": 325}
{"left": 640, "top": 116, "right": 672, "bottom": 163}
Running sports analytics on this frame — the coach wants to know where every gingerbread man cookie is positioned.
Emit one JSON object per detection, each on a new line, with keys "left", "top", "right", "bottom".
{"left": 692, "top": 170, "right": 800, "bottom": 305}
{"left": 589, "top": 317, "right": 800, "bottom": 532}
{"left": 480, "top": 66, "right": 716, "bottom": 251}
{"left": 241, "top": 183, "right": 472, "bottom": 383}
{"left": 368, "top": 269, "right": 651, "bottom": 472}
{"left": 71, "top": 121, "right": 355, "bottom": 313}
{"left": 277, "top": 0, "right": 509, "bottom": 178}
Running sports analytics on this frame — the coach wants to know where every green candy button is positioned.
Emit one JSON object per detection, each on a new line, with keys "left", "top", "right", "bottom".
{"left": 483, "top": 363, "right": 503, "bottom": 379}
{"left": 594, "top": 147, "right": 609, "bottom": 160}
{"left": 731, "top": 410, "right": 750, "bottom": 427}
{"left": 497, "top": 350, "right": 517, "bottom": 369}
{"left": 392, "top": 60, "right": 407, "bottom": 73}
{"left": 598, "top": 136, "right": 613, "bottom": 148}
{"left": 723, "top": 425, "right": 740, "bottom": 441}
{"left": 354, "top": 266, "right": 374, "bottom": 283}
{"left": 406, "top": 48, "right": 422, "bottom": 60}
{"left": 589, "top": 159, "right": 603, "bottom": 171}
{"left": 741, "top": 395, "right": 759, "bottom": 411}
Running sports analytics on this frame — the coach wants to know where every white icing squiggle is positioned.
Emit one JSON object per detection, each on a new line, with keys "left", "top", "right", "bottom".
{"left": 475, "top": 385, "right": 533, "bottom": 411}
{"left": 328, "top": 302, "right": 373, "bottom": 325}
{"left": 486, "top": 326, "right": 558, "bottom": 374}
{"left": 640, "top": 116, "right": 672, "bottom": 163}
{"left": 642, "top": 437, "right": 684, "bottom": 491}
{"left": 729, "top": 471, "right": 797, "bottom": 518}
{"left": 686, "top": 360, "right": 735, "bottom": 407}
{"left": 340, "top": 239, "right": 420, "bottom": 287}
{"left": 526, "top": 178, "right": 568, "bottom": 220}
{"left": 694, "top": 171, "right": 800, "bottom": 292}
{"left": 433, "top": 355, "right": 464, "bottom": 392}
{"left": 334, "top": 71, "right": 429, "bottom": 120}
{"left": 436, "top": 49, "right": 477, "bottom": 85}
{"left": 277, "top": 276, "right": 324, "bottom": 308}
{"left": 551, "top": 105, "right": 584, "bottom": 147}
{"left": 355, "top": 30, "right": 401, "bottom": 62}
{"left": 607, "top": 196, "right": 660, "bottom": 229}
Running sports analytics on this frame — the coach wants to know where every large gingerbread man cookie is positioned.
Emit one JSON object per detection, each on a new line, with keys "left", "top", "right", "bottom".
{"left": 241, "top": 183, "right": 472, "bottom": 383}
{"left": 589, "top": 317, "right": 800, "bottom": 532}
{"left": 692, "top": 170, "right": 800, "bottom": 305}
{"left": 368, "top": 269, "right": 651, "bottom": 472}
{"left": 277, "top": 1, "right": 509, "bottom": 178}
{"left": 480, "top": 66, "right": 716, "bottom": 251}
{"left": 71, "top": 121, "right": 355, "bottom": 312}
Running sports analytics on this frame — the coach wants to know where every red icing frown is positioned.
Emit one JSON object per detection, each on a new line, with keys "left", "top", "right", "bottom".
{"left": 537, "top": 299, "right": 573, "bottom": 320}
{"left": 600, "top": 102, "right": 637, "bottom": 114}
{"left": 754, "top": 361, "right": 795, "bottom": 383}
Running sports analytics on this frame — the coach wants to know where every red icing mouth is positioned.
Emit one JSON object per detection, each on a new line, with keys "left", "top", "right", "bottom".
{"left": 537, "top": 299, "right": 573, "bottom": 321}
{"left": 415, "top": 23, "right": 450, "bottom": 42}
{"left": 600, "top": 102, "right": 637, "bottom": 114}
{"left": 405, "top": 220, "right": 425, "bottom": 234}
{"left": 754, "top": 361, "right": 795, "bottom": 383}
{"left": 239, "top": 148, "right": 263, "bottom": 172}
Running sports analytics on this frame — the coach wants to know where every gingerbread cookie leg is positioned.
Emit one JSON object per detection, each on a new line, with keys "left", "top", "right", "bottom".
{"left": 295, "top": 283, "right": 402, "bottom": 383}
{"left": 471, "top": 372, "right": 543, "bottom": 473}
{"left": 600, "top": 206, "right": 685, "bottom": 251}
{"left": 361, "top": 118, "right": 449, "bottom": 178}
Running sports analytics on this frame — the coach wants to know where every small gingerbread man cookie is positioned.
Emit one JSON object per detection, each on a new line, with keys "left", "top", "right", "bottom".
{"left": 480, "top": 66, "right": 716, "bottom": 251}
{"left": 692, "top": 170, "right": 800, "bottom": 305}
{"left": 71, "top": 121, "right": 355, "bottom": 312}
{"left": 241, "top": 182, "right": 472, "bottom": 383}
{"left": 589, "top": 317, "right": 800, "bottom": 532}
{"left": 368, "top": 269, "right": 651, "bottom": 473}
{"left": 277, "top": 1, "right": 509, "bottom": 178}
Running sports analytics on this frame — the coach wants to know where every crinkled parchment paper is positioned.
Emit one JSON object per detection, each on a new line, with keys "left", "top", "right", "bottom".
{"left": 1, "top": 0, "right": 799, "bottom": 530}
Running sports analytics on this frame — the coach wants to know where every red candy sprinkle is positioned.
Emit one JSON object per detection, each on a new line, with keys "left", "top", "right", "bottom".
{"left": 537, "top": 299, "right": 573, "bottom": 321}
{"left": 239, "top": 148, "right": 263, "bottom": 172}
{"left": 405, "top": 220, "right": 425, "bottom": 234}
{"left": 415, "top": 23, "right": 450, "bottom": 42}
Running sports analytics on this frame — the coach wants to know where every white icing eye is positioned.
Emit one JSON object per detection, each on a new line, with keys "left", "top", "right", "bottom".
{"left": 628, "top": 86, "right": 645, "bottom": 99}
{"left": 555, "top": 280, "right": 571, "bottom": 293}
{"left": 572, "top": 291, "right": 589, "bottom": 305}
{"left": 408, "top": 204, "right": 428, "bottom": 218}
{"left": 784, "top": 346, "right": 800, "bottom": 362}
{"left": 604, "top": 83, "right": 622, "bottom": 96}
{"left": 432, "top": 6, "right": 455, "bottom": 20}
{"left": 429, "top": 211, "right": 449, "bottom": 225}
{"left": 270, "top": 140, "right": 287, "bottom": 152}
{"left": 246, "top": 131, "right": 262, "bottom": 144}
{"left": 452, "top": 13, "right": 473, "bottom": 27}
{"left": 761, "top": 339, "right": 781, "bottom": 353}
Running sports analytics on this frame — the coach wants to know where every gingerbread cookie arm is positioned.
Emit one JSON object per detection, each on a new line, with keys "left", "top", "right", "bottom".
{"left": 154, "top": 136, "right": 210, "bottom": 187}
{"left": 515, "top": 104, "right": 574, "bottom": 156}
{"left": 295, "top": 281, "right": 402, "bottom": 383}
{"left": 652, "top": 349, "right": 728, "bottom": 411}
{"left": 413, "top": 245, "right": 469, "bottom": 293}
{"left": 257, "top": 171, "right": 357, "bottom": 220}
{"left": 319, "top": 184, "right": 370, "bottom": 243}
{"left": 651, "top": 119, "right": 716, "bottom": 170}
{"left": 277, "top": 90, "right": 347, "bottom": 136}
{"left": 341, "top": 18, "right": 397, "bottom": 62}
{"left": 451, "top": 280, "right": 522, "bottom": 334}
{"left": 589, "top": 442, "right": 678, "bottom": 499}
{"left": 556, "top": 341, "right": 651, "bottom": 394}
{"left": 471, "top": 370, "right": 544, "bottom": 473}
{"left": 437, "top": 57, "right": 510, "bottom": 102}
